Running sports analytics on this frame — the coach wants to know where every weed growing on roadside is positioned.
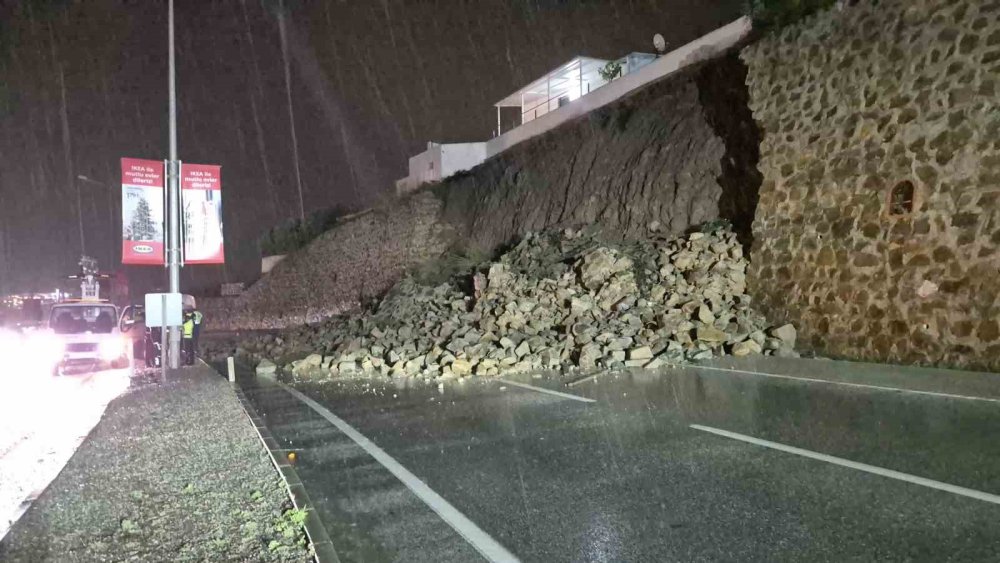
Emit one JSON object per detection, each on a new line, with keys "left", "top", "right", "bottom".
{"left": 269, "top": 507, "right": 310, "bottom": 553}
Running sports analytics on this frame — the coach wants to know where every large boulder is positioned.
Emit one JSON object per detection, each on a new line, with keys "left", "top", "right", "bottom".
{"left": 255, "top": 359, "right": 277, "bottom": 377}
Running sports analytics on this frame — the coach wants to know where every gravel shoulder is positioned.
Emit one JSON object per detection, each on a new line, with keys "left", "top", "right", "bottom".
{"left": 0, "top": 364, "right": 312, "bottom": 562}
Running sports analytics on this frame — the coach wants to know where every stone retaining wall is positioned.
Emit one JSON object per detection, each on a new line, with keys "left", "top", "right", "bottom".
{"left": 208, "top": 193, "right": 454, "bottom": 330}
{"left": 743, "top": 0, "right": 1000, "bottom": 369}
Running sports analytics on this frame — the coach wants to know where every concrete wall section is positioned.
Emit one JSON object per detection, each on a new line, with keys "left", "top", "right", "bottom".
{"left": 743, "top": 0, "right": 1000, "bottom": 370}
{"left": 260, "top": 254, "right": 287, "bottom": 275}
{"left": 410, "top": 145, "right": 442, "bottom": 188}
{"left": 397, "top": 142, "right": 487, "bottom": 194}
{"left": 440, "top": 143, "right": 488, "bottom": 178}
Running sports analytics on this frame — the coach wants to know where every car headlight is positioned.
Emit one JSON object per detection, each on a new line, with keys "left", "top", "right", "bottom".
{"left": 99, "top": 338, "right": 126, "bottom": 360}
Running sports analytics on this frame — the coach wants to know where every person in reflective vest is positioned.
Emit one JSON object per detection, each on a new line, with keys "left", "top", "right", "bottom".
{"left": 182, "top": 312, "right": 195, "bottom": 366}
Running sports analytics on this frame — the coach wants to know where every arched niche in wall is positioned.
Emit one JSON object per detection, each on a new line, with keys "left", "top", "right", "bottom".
{"left": 888, "top": 180, "right": 915, "bottom": 216}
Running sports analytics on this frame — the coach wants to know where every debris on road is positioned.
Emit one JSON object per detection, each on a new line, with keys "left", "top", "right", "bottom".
{"left": 0, "top": 366, "right": 312, "bottom": 562}
{"left": 206, "top": 224, "right": 796, "bottom": 381}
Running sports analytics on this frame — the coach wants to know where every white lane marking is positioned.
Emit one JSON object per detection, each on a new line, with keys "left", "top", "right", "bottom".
{"left": 690, "top": 424, "right": 1000, "bottom": 506}
{"left": 496, "top": 379, "right": 596, "bottom": 403}
{"left": 565, "top": 373, "right": 598, "bottom": 388}
{"left": 278, "top": 382, "right": 520, "bottom": 563}
{"left": 691, "top": 365, "right": 1000, "bottom": 404}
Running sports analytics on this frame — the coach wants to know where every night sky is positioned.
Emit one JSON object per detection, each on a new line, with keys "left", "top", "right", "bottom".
{"left": 0, "top": 0, "right": 742, "bottom": 295}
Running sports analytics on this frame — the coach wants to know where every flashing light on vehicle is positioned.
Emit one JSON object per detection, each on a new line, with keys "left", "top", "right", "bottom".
{"left": 99, "top": 337, "right": 127, "bottom": 361}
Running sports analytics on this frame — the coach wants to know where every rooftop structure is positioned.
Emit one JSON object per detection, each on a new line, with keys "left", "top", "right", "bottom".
{"left": 493, "top": 53, "right": 657, "bottom": 132}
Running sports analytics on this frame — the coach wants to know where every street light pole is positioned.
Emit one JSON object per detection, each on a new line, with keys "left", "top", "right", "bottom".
{"left": 166, "top": 0, "right": 182, "bottom": 369}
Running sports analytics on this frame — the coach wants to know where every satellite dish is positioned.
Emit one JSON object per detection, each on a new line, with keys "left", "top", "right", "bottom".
{"left": 653, "top": 33, "right": 667, "bottom": 54}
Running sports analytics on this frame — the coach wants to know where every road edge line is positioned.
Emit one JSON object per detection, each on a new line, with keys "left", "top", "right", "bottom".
{"left": 690, "top": 424, "right": 1000, "bottom": 506}
{"left": 277, "top": 380, "right": 521, "bottom": 563}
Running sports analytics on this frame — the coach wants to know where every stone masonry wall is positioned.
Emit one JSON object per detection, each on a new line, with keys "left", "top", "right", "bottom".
{"left": 743, "top": 0, "right": 1000, "bottom": 369}
{"left": 204, "top": 193, "right": 454, "bottom": 329}
{"left": 207, "top": 53, "right": 763, "bottom": 331}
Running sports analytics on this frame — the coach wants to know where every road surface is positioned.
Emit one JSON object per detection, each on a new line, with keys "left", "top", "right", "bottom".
{"left": 0, "top": 368, "right": 129, "bottom": 540}
{"left": 238, "top": 357, "right": 1000, "bottom": 562}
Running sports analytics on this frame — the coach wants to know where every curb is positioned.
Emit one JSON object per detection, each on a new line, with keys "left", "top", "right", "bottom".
{"left": 231, "top": 375, "right": 340, "bottom": 563}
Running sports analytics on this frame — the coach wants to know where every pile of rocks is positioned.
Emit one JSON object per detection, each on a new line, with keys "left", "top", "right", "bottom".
{"left": 215, "top": 225, "right": 796, "bottom": 381}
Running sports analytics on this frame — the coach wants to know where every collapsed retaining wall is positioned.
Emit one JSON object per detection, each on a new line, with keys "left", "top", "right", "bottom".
{"left": 205, "top": 53, "right": 763, "bottom": 331}
{"left": 744, "top": 0, "right": 1000, "bottom": 370}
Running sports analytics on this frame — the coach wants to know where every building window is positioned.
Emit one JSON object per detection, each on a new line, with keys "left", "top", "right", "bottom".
{"left": 889, "top": 180, "right": 915, "bottom": 215}
{"left": 428, "top": 161, "right": 434, "bottom": 171}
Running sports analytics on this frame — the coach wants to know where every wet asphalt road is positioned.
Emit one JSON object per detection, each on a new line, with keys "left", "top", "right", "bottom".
{"left": 238, "top": 357, "right": 1000, "bottom": 562}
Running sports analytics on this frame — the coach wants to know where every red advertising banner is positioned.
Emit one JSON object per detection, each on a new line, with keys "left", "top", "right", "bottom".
{"left": 121, "top": 158, "right": 165, "bottom": 265}
{"left": 181, "top": 163, "right": 224, "bottom": 264}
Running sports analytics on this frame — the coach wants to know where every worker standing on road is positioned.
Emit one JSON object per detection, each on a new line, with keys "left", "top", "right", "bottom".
{"left": 182, "top": 312, "right": 195, "bottom": 366}
{"left": 192, "top": 309, "right": 203, "bottom": 363}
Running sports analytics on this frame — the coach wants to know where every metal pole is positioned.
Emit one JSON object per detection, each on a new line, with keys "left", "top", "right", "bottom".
{"left": 166, "top": 0, "right": 182, "bottom": 369}
{"left": 161, "top": 294, "right": 168, "bottom": 383}
{"left": 546, "top": 75, "right": 551, "bottom": 115}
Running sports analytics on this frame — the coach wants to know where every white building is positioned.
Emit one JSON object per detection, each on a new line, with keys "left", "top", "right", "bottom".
{"left": 492, "top": 53, "right": 656, "bottom": 129}
{"left": 394, "top": 17, "right": 752, "bottom": 195}
{"left": 395, "top": 142, "right": 488, "bottom": 195}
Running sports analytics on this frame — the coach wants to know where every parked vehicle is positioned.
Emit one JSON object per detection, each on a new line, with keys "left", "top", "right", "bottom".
{"left": 118, "top": 304, "right": 148, "bottom": 362}
{"left": 46, "top": 300, "right": 131, "bottom": 375}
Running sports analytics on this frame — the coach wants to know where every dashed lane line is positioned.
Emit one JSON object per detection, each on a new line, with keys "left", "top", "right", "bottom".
{"left": 690, "top": 365, "right": 1000, "bottom": 404}
{"left": 496, "top": 379, "right": 596, "bottom": 403}
{"left": 691, "top": 424, "right": 1000, "bottom": 506}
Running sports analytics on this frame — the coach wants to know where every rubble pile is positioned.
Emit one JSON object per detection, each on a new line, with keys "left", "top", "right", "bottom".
{"left": 212, "top": 225, "right": 797, "bottom": 381}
